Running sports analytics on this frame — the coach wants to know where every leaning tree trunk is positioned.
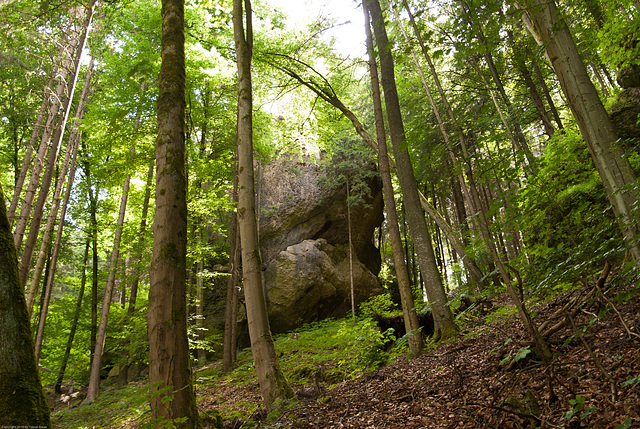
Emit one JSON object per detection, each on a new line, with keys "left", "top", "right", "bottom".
{"left": 18, "top": 1, "right": 95, "bottom": 282}
{"left": 364, "top": 2, "right": 423, "bottom": 355}
{"left": 368, "top": 0, "right": 457, "bottom": 340}
{"left": 233, "top": 0, "right": 294, "bottom": 411}
{"left": 85, "top": 172, "right": 131, "bottom": 403}
{"left": 519, "top": 0, "right": 640, "bottom": 264}
{"left": 13, "top": 1, "right": 94, "bottom": 252}
{"left": 147, "top": 0, "right": 198, "bottom": 424}
{"left": 26, "top": 61, "right": 93, "bottom": 314}
{"left": 7, "top": 43, "right": 65, "bottom": 224}
{"left": 0, "top": 184, "right": 51, "bottom": 428}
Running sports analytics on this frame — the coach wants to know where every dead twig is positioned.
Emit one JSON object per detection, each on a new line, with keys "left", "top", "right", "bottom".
{"left": 566, "top": 311, "right": 618, "bottom": 402}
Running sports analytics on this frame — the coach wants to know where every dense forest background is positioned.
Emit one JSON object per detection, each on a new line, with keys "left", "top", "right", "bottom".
{"left": 0, "top": 0, "right": 639, "bottom": 426}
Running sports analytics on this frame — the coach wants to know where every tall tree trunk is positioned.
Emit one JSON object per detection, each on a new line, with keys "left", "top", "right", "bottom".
{"left": 392, "top": 3, "right": 486, "bottom": 290}
{"left": 31, "top": 67, "right": 89, "bottom": 354}
{"left": 54, "top": 237, "right": 90, "bottom": 394}
{"left": 0, "top": 184, "right": 51, "bottom": 427}
{"left": 147, "top": 0, "right": 198, "bottom": 424}
{"left": 13, "top": 1, "right": 94, "bottom": 252}
{"left": 7, "top": 43, "right": 65, "bottom": 224}
{"left": 17, "top": 1, "right": 95, "bottom": 280}
{"left": 233, "top": 0, "right": 294, "bottom": 411}
{"left": 519, "top": 0, "right": 640, "bottom": 263}
{"left": 531, "top": 55, "right": 564, "bottom": 130}
{"left": 364, "top": 2, "right": 423, "bottom": 355}
{"left": 85, "top": 172, "right": 131, "bottom": 403}
{"left": 128, "top": 161, "right": 153, "bottom": 315}
{"left": 83, "top": 155, "right": 99, "bottom": 369}
{"left": 368, "top": 0, "right": 457, "bottom": 340}
{"left": 223, "top": 175, "right": 241, "bottom": 372}
{"left": 25, "top": 61, "right": 93, "bottom": 314}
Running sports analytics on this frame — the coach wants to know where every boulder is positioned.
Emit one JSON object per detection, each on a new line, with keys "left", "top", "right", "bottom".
{"left": 264, "top": 239, "right": 384, "bottom": 333}
{"left": 257, "top": 154, "right": 383, "bottom": 275}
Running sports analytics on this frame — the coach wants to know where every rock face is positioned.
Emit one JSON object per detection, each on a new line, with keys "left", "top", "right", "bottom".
{"left": 256, "top": 153, "right": 384, "bottom": 333}
{"left": 264, "top": 239, "right": 383, "bottom": 333}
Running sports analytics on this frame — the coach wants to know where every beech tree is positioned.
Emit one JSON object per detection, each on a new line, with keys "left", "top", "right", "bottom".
{"left": 517, "top": 0, "right": 640, "bottom": 264}
{"left": 367, "top": 0, "right": 457, "bottom": 340}
{"left": 364, "top": 0, "right": 423, "bottom": 355}
{"left": 233, "top": 0, "right": 294, "bottom": 411}
{"left": 147, "top": 0, "right": 198, "bottom": 424}
{"left": 0, "top": 183, "right": 51, "bottom": 427}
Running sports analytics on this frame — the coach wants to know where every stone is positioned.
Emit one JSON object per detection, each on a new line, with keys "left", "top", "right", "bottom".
{"left": 257, "top": 153, "right": 383, "bottom": 275}
{"left": 264, "top": 239, "right": 383, "bottom": 333}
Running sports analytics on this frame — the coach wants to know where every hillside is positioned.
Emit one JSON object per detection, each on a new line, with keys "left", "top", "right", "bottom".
{"left": 51, "top": 272, "right": 640, "bottom": 428}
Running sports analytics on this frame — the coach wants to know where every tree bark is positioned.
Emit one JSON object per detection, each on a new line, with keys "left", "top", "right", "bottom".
{"left": 233, "top": 0, "right": 294, "bottom": 411}
{"left": 26, "top": 61, "right": 93, "bottom": 314}
{"left": 364, "top": 2, "right": 423, "bottom": 355}
{"left": 368, "top": 0, "right": 457, "bottom": 340}
{"left": 519, "top": 0, "right": 640, "bottom": 263}
{"left": 7, "top": 43, "right": 65, "bottom": 225}
{"left": 13, "top": 1, "right": 94, "bottom": 252}
{"left": 146, "top": 0, "right": 198, "bottom": 424}
{"left": 0, "top": 184, "right": 51, "bottom": 427}
{"left": 85, "top": 173, "right": 130, "bottom": 402}
{"left": 223, "top": 176, "right": 241, "bottom": 372}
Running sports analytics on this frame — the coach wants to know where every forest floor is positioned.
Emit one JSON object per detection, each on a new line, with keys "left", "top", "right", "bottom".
{"left": 51, "top": 276, "right": 640, "bottom": 428}
{"left": 200, "top": 281, "right": 640, "bottom": 428}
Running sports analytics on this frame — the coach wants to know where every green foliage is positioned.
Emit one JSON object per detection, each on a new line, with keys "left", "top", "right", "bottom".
{"left": 359, "top": 293, "right": 398, "bottom": 318}
{"left": 499, "top": 345, "right": 532, "bottom": 366}
{"left": 517, "top": 128, "right": 625, "bottom": 293}
{"left": 318, "top": 137, "right": 378, "bottom": 210}
{"left": 564, "top": 394, "right": 597, "bottom": 421}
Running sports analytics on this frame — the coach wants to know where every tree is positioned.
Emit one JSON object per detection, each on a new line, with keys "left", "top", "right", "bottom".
{"left": 0, "top": 182, "right": 51, "bottom": 427}
{"left": 367, "top": 0, "right": 457, "bottom": 340}
{"left": 364, "top": 0, "right": 423, "bottom": 355}
{"left": 233, "top": 0, "right": 294, "bottom": 411}
{"left": 518, "top": 0, "right": 640, "bottom": 264}
{"left": 147, "top": 0, "right": 198, "bottom": 424}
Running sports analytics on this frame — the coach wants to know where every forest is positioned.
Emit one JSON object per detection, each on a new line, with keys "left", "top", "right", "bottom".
{"left": 0, "top": 0, "right": 639, "bottom": 427}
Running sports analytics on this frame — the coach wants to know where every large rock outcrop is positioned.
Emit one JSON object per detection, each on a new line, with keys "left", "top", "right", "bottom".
{"left": 256, "top": 153, "right": 384, "bottom": 332}
{"left": 264, "top": 239, "right": 383, "bottom": 333}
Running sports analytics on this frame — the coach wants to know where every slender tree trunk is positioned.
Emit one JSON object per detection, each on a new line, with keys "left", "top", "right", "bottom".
{"left": 531, "top": 56, "right": 564, "bottom": 130}
{"left": 85, "top": 173, "right": 131, "bottom": 403}
{"left": 7, "top": 44, "right": 65, "bottom": 224}
{"left": 519, "top": 0, "right": 640, "bottom": 264}
{"left": 147, "top": 0, "right": 198, "bottom": 424}
{"left": 368, "top": 0, "right": 456, "bottom": 340}
{"left": 0, "top": 183, "right": 51, "bottom": 427}
{"left": 13, "top": 2, "right": 94, "bottom": 252}
{"left": 364, "top": 2, "right": 423, "bottom": 354}
{"left": 54, "top": 238, "right": 90, "bottom": 394}
{"left": 83, "top": 157, "right": 99, "bottom": 368}
{"left": 32, "top": 74, "right": 88, "bottom": 360}
{"left": 234, "top": 0, "right": 294, "bottom": 411}
{"left": 18, "top": 1, "right": 95, "bottom": 280}
{"left": 393, "top": 1, "right": 488, "bottom": 291}
{"left": 26, "top": 61, "right": 93, "bottom": 313}
{"left": 128, "top": 161, "right": 153, "bottom": 315}
{"left": 223, "top": 180, "right": 241, "bottom": 372}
